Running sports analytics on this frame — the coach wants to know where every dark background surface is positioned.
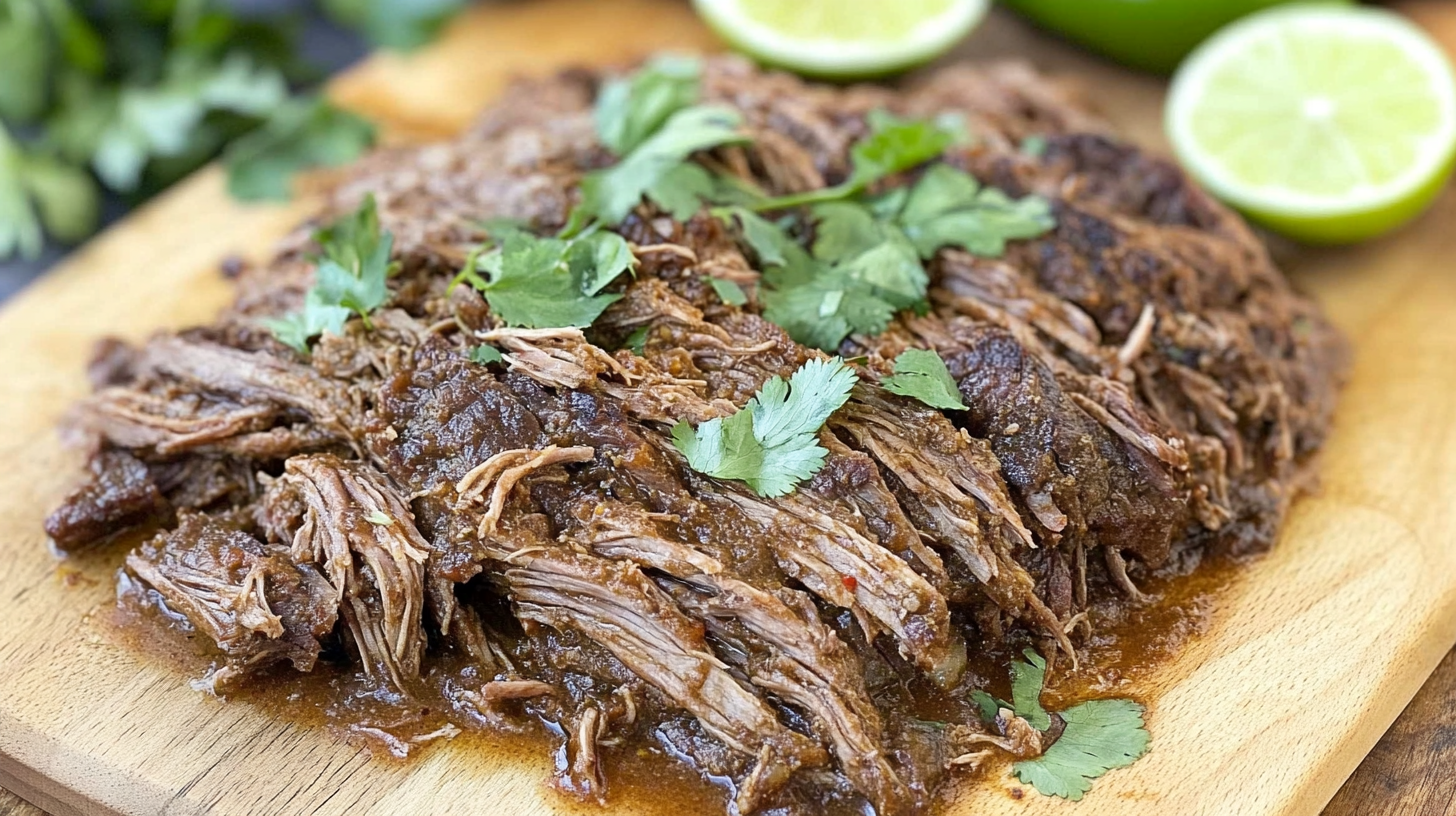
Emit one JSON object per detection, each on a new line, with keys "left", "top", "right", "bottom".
{"left": 0, "top": 0, "right": 371, "bottom": 302}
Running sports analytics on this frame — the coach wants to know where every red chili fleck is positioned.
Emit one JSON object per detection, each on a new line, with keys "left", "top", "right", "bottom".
{"left": 842, "top": 575, "right": 858, "bottom": 591}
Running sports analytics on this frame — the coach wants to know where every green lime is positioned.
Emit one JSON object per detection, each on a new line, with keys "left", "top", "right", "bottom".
{"left": 1167, "top": 5, "right": 1456, "bottom": 244}
{"left": 692, "top": 0, "right": 990, "bottom": 80}
{"left": 1000, "top": 0, "right": 1348, "bottom": 75}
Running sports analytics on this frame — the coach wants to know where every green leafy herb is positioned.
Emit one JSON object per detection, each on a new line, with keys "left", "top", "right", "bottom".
{"left": 460, "top": 230, "right": 636, "bottom": 329}
{"left": 0, "top": 0, "right": 462, "bottom": 259}
{"left": 595, "top": 54, "right": 701, "bottom": 156}
{"left": 970, "top": 690, "right": 1009, "bottom": 724}
{"left": 747, "top": 202, "right": 926, "bottom": 351}
{"left": 468, "top": 344, "right": 504, "bottom": 365}
{"left": 265, "top": 194, "right": 396, "bottom": 352}
{"left": 223, "top": 95, "right": 376, "bottom": 201}
{"left": 0, "top": 124, "right": 98, "bottom": 257}
{"left": 321, "top": 0, "right": 467, "bottom": 50}
{"left": 623, "top": 326, "right": 649, "bottom": 355}
{"left": 704, "top": 276, "right": 748, "bottom": 306}
{"left": 1010, "top": 648, "right": 1053, "bottom": 730}
{"left": 576, "top": 104, "right": 747, "bottom": 228}
{"left": 364, "top": 510, "right": 393, "bottom": 526}
{"left": 991, "top": 649, "right": 1151, "bottom": 801}
{"left": 1014, "top": 699, "right": 1151, "bottom": 801}
{"left": 882, "top": 349, "right": 967, "bottom": 410}
{"left": 1021, "top": 134, "right": 1048, "bottom": 158}
{"left": 753, "top": 110, "right": 959, "bottom": 211}
{"left": 892, "top": 164, "right": 1055, "bottom": 259}
{"left": 671, "top": 358, "right": 857, "bottom": 497}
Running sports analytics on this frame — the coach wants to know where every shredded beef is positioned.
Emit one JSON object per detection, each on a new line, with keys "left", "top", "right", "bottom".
{"left": 43, "top": 56, "right": 1345, "bottom": 815}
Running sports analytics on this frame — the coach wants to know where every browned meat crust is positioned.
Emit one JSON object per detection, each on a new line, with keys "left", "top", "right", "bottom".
{"left": 42, "top": 56, "right": 1345, "bottom": 816}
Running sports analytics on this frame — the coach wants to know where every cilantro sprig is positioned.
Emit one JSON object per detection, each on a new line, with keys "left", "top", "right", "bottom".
{"left": 974, "top": 649, "right": 1151, "bottom": 801}
{"left": 265, "top": 194, "right": 397, "bottom": 352}
{"left": 671, "top": 357, "right": 857, "bottom": 497}
{"left": 882, "top": 349, "right": 967, "bottom": 410}
{"left": 750, "top": 110, "right": 960, "bottom": 211}
{"left": 0, "top": 0, "right": 475, "bottom": 259}
{"left": 564, "top": 56, "right": 748, "bottom": 234}
{"left": 453, "top": 228, "right": 636, "bottom": 329}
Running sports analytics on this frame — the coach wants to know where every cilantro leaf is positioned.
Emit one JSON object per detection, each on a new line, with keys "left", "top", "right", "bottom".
{"left": 265, "top": 194, "right": 395, "bottom": 351}
{"left": 224, "top": 96, "right": 376, "bottom": 202}
{"left": 894, "top": 164, "right": 1054, "bottom": 259}
{"left": 465, "top": 230, "right": 635, "bottom": 329}
{"left": 847, "top": 109, "right": 958, "bottom": 190}
{"left": 646, "top": 162, "right": 719, "bottom": 220}
{"left": 264, "top": 290, "right": 352, "bottom": 354}
{"left": 469, "top": 344, "right": 504, "bottom": 364}
{"left": 761, "top": 257, "right": 895, "bottom": 352}
{"left": 882, "top": 349, "right": 968, "bottom": 410}
{"left": 1021, "top": 134, "right": 1048, "bottom": 158}
{"left": 970, "top": 690, "right": 1010, "bottom": 724}
{"left": 595, "top": 54, "right": 701, "bottom": 156}
{"left": 753, "top": 110, "right": 959, "bottom": 210}
{"left": 715, "top": 206, "right": 795, "bottom": 267}
{"left": 577, "top": 104, "right": 746, "bottom": 227}
{"left": 321, "top": 0, "right": 466, "bottom": 50}
{"left": 704, "top": 276, "right": 747, "bottom": 306}
{"left": 569, "top": 231, "right": 636, "bottom": 295}
{"left": 1013, "top": 699, "right": 1151, "bottom": 801}
{"left": 672, "top": 358, "right": 858, "bottom": 497}
{"left": 1010, "top": 648, "right": 1052, "bottom": 730}
{"left": 0, "top": 125, "right": 99, "bottom": 258}
{"left": 623, "top": 326, "right": 649, "bottom": 355}
{"left": 0, "top": 0, "right": 51, "bottom": 123}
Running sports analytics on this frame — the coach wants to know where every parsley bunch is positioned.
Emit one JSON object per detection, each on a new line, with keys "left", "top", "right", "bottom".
{"left": 672, "top": 357, "right": 858, "bottom": 497}
{"left": 265, "top": 193, "right": 397, "bottom": 352}
{"left": 973, "top": 650, "right": 1151, "bottom": 800}
{"left": 0, "top": 0, "right": 469, "bottom": 260}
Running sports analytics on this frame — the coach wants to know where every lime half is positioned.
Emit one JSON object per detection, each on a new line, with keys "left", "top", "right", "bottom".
{"left": 693, "top": 0, "right": 990, "bottom": 80}
{"left": 1166, "top": 5, "right": 1456, "bottom": 244}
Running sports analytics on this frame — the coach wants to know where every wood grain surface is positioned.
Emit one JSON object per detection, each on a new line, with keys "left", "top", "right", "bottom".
{"left": 3, "top": 2, "right": 1456, "bottom": 816}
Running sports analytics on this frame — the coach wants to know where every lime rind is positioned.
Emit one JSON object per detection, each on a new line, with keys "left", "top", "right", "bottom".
{"left": 1166, "top": 5, "right": 1456, "bottom": 242}
{"left": 693, "top": 0, "right": 990, "bottom": 79}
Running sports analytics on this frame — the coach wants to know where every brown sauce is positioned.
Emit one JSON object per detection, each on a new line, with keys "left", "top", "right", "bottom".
{"left": 74, "top": 540, "right": 1247, "bottom": 815}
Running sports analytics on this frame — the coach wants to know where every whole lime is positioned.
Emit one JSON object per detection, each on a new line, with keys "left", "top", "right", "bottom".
{"left": 999, "top": 0, "right": 1350, "bottom": 74}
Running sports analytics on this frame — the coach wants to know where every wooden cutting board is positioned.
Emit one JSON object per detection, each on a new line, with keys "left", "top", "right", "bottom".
{"left": 3, "top": 2, "right": 1456, "bottom": 815}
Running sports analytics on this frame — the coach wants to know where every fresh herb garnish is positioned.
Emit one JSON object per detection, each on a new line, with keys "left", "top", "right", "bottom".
{"left": 752, "top": 110, "right": 960, "bottom": 211}
{"left": 892, "top": 164, "right": 1055, "bottom": 258}
{"left": 320, "top": 0, "right": 467, "bottom": 51}
{"left": 0, "top": 0, "right": 468, "bottom": 258}
{"left": 882, "top": 349, "right": 967, "bottom": 410}
{"left": 1016, "top": 699, "right": 1150, "bottom": 801}
{"left": 574, "top": 104, "right": 747, "bottom": 229}
{"left": 364, "top": 509, "right": 393, "bottom": 526}
{"left": 671, "top": 357, "right": 857, "bottom": 497}
{"left": 265, "top": 194, "right": 396, "bottom": 352}
{"left": 0, "top": 124, "right": 97, "bottom": 258}
{"left": 623, "top": 326, "right": 650, "bottom": 355}
{"left": 976, "top": 649, "right": 1151, "bottom": 801}
{"left": 224, "top": 95, "right": 377, "bottom": 201}
{"left": 704, "top": 276, "right": 748, "bottom": 306}
{"left": 468, "top": 344, "right": 504, "bottom": 365}
{"left": 456, "top": 229, "right": 636, "bottom": 329}
{"left": 595, "top": 54, "right": 701, "bottom": 156}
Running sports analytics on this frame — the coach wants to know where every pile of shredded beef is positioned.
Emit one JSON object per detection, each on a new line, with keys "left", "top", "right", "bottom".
{"left": 45, "top": 57, "right": 1346, "bottom": 816}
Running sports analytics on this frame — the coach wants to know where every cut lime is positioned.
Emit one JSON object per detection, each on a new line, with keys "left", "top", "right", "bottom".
{"left": 1166, "top": 5, "right": 1456, "bottom": 244}
{"left": 693, "top": 0, "right": 990, "bottom": 80}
